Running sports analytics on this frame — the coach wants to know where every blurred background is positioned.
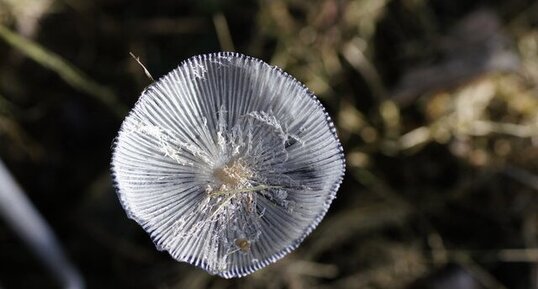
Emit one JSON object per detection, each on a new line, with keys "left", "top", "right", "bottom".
{"left": 1, "top": 0, "right": 538, "bottom": 288}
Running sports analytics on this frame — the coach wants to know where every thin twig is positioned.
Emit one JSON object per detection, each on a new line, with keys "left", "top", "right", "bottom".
{"left": 129, "top": 52, "right": 154, "bottom": 82}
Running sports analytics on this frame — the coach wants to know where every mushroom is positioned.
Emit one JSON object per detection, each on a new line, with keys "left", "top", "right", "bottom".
{"left": 111, "top": 52, "right": 345, "bottom": 278}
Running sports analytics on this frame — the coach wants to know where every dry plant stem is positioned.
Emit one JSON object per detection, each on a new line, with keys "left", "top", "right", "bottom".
{"left": 213, "top": 13, "right": 235, "bottom": 51}
{"left": 498, "top": 249, "right": 538, "bottom": 262}
{"left": 342, "top": 40, "right": 387, "bottom": 100}
{"left": 0, "top": 159, "right": 85, "bottom": 289}
{"left": 0, "top": 24, "right": 127, "bottom": 118}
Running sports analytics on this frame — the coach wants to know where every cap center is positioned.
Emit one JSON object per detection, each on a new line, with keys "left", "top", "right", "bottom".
{"left": 212, "top": 159, "right": 253, "bottom": 190}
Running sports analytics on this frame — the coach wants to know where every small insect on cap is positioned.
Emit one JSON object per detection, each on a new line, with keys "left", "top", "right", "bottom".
{"left": 111, "top": 52, "right": 345, "bottom": 278}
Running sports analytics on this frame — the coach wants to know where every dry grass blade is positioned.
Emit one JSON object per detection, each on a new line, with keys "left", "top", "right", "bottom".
{"left": 213, "top": 13, "right": 235, "bottom": 52}
{"left": 0, "top": 24, "right": 127, "bottom": 118}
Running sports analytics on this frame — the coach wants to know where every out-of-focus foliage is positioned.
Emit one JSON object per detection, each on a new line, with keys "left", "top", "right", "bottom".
{"left": 0, "top": 0, "right": 537, "bottom": 288}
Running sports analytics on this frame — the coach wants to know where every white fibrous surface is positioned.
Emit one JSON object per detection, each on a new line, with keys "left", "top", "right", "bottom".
{"left": 111, "top": 52, "right": 345, "bottom": 278}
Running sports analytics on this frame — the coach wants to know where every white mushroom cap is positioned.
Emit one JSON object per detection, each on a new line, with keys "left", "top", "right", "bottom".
{"left": 111, "top": 52, "right": 345, "bottom": 278}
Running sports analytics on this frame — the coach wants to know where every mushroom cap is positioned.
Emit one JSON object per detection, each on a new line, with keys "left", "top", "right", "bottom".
{"left": 111, "top": 52, "right": 345, "bottom": 278}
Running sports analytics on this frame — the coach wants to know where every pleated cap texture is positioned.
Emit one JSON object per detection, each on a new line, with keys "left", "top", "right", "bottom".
{"left": 112, "top": 52, "right": 345, "bottom": 278}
